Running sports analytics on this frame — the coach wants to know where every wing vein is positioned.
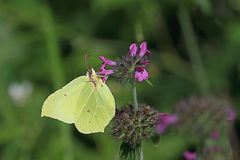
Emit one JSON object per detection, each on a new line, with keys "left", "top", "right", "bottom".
{"left": 96, "top": 89, "right": 111, "bottom": 119}
{"left": 76, "top": 83, "right": 95, "bottom": 117}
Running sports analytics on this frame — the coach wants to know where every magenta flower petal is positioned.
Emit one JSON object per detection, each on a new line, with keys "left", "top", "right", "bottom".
{"left": 210, "top": 130, "right": 220, "bottom": 140}
{"left": 134, "top": 67, "right": 149, "bottom": 82}
{"left": 140, "top": 60, "right": 149, "bottom": 65}
{"left": 100, "top": 68, "right": 114, "bottom": 75}
{"left": 129, "top": 43, "right": 137, "bottom": 57}
{"left": 225, "top": 107, "right": 236, "bottom": 122}
{"left": 100, "top": 63, "right": 106, "bottom": 70}
{"left": 99, "top": 70, "right": 112, "bottom": 82}
{"left": 155, "top": 123, "right": 167, "bottom": 134}
{"left": 99, "top": 56, "right": 116, "bottom": 66}
{"left": 102, "top": 76, "right": 108, "bottom": 82}
{"left": 99, "top": 63, "right": 114, "bottom": 82}
{"left": 139, "top": 41, "right": 147, "bottom": 57}
{"left": 184, "top": 151, "right": 196, "bottom": 160}
{"left": 155, "top": 113, "right": 178, "bottom": 134}
{"left": 164, "top": 114, "right": 178, "bottom": 124}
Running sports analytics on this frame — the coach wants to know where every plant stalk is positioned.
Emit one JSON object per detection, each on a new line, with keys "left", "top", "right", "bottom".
{"left": 132, "top": 81, "right": 138, "bottom": 110}
{"left": 178, "top": 4, "right": 210, "bottom": 94}
{"left": 132, "top": 81, "right": 144, "bottom": 160}
{"left": 140, "top": 145, "right": 144, "bottom": 160}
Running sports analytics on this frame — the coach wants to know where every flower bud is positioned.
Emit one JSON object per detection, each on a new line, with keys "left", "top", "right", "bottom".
{"left": 112, "top": 104, "right": 160, "bottom": 146}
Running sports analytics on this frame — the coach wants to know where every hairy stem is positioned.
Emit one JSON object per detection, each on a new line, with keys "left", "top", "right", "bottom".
{"left": 132, "top": 81, "right": 144, "bottom": 160}
{"left": 132, "top": 81, "right": 138, "bottom": 110}
{"left": 140, "top": 145, "right": 144, "bottom": 160}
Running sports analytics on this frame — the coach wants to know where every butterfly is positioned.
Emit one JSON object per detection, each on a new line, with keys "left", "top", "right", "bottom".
{"left": 41, "top": 69, "right": 115, "bottom": 134}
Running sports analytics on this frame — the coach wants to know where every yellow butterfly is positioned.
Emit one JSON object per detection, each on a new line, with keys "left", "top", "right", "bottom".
{"left": 41, "top": 69, "right": 115, "bottom": 134}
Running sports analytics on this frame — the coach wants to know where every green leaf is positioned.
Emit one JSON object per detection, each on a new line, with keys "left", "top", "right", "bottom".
{"left": 193, "top": 0, "right": 212, "bottom": 14}
{"left": 146, "top": 80, "right": 153, "bottom": 87}
{"left": 151, "top": 134, "right": 161, "bottom": 147}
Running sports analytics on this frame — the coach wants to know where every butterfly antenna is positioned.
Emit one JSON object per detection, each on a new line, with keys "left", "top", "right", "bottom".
{"left": 84, "top": 54, "right": 90, "bottom": 71}
{"left": 85, "top": 54, "right": 95, "bottom": 79}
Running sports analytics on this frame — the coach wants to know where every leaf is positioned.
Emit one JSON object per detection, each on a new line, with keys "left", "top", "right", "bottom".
{"left": 146, "top": 80, "right": 153, "bottom": 87}
{"left": 151, "top": 134, "right": 161, "bottom": 147}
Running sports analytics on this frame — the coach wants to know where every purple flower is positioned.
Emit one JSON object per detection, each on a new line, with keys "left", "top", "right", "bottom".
{"left": 210, "top": 130, "right": 220, "bottom": 140}
{"left": 129, "top": 41, "right": 150, "bottom": 82}
{"left": 129, "top": 41, "right": 150, "bottom": 58}
{"left": 139, "top": 41, "right": 148, "bottom": 57}
{"left": 134, "top": 67, "right": 149, "bottom": 82}
{"left": 155, "top": 113, "right": 178, "bottom": 134}
{"left": 98, "top": 41, "right": 151, "bottom": 82}
{"left": 99, "top": 56, "right": 116, "bottom": 82}
{"left": 99, "top": 64, "right": 114, "bottom": 82}
{"left": 99, "top": 56, "right": 116, "bottom": 66}
{"left": 183, "top": 151, "right": 196, "bottom": 160}
{"left": 100, "top": 66, "right": 114, "bottom": 75}
{"left": 225, "top": 107, "right": 236, "bottom": 122}
{"left": 129, "top": 43, "right": 137, "bottom": 57}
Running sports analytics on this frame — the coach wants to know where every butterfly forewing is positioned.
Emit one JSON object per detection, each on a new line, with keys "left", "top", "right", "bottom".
{"left": 41, "top": 76, "right": 88, "bottom": 123}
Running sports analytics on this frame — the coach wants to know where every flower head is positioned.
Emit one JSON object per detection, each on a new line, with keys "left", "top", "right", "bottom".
{"left": 98, "top": 41, "right": 151, "bottom": 83}
{"left": 201, "top": 144, "right": 232, "bottom": 159}
{"left": 155, "top": 113, "right": 178, "bottom": 134}
{"left": 127, "top": 41, "right": 150, "bottom": 82}
{"left": 112, "top": 104, "right": 160, "bottom": 146}
{"left": 183, "top": 151, "right": 197, "bottom": 160}
{"left": 174, "top": 96, "right": 236, "bottom": 141}
{"left": 123, "top": 41, "right": 151, "bottom": 82}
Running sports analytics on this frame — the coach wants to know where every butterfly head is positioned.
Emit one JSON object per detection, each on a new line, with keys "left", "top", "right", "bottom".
{"left": 87, "top": 68, "right": 104, "bottom": 86}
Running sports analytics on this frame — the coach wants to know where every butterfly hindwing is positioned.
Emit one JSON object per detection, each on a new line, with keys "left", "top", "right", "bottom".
{"left": 74, "top": 82, "right": 115, "bottom": 134}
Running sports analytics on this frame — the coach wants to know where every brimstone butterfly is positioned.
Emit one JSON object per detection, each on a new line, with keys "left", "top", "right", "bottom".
{"left": 41, "top": 69, "right": 115, "bottom": 134}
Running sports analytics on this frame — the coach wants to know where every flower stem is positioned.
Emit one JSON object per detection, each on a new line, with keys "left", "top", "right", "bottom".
{"left": 140, "top": 145, "right": 144, "bottom": 160}
{"left": 132, "top": 81, "right": 138, "bottom": 110}
{"left": 132, "top": 81, "right": 144, "bottom": 160}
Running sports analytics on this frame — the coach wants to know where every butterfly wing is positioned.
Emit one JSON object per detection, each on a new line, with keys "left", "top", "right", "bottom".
{"left": 41, "top": 76, "right": 88, "bottom": 123}
{"left": 74, "top": 82, "right": 115, "bottom": 134}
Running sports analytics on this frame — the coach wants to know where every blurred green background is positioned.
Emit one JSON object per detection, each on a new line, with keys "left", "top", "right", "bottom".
{"left": 0, "top": 0, "right": 240, "bottom": 159}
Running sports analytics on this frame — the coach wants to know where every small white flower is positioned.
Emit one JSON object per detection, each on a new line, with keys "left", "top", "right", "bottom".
{"left": 8, "top": 81, "right": 33, "bottom": 106}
